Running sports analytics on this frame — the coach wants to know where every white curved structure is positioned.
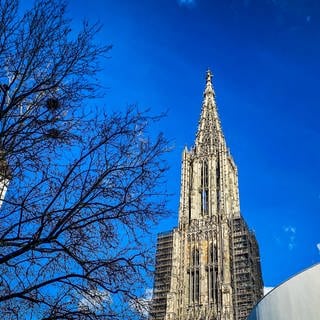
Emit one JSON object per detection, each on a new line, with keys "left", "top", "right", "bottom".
{"left": 247, "top": 263, "right": 320, "bottom": 320}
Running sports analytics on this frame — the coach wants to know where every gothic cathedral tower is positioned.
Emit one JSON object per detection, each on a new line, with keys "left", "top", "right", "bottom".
{"left": 150, "top": 71, "right": 263, "bottom": 320}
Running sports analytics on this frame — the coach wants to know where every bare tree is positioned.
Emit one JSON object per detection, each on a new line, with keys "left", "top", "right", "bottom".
{"left": 0, "top": 1, "right": 170, "bottom": 319}
{"left": 0, "top": 0, "right": 110, "bottom": 176}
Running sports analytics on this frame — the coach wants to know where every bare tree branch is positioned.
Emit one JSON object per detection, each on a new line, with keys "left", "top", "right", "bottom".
{"left": 0, "top": 1, "right": 170, "bottom": 319}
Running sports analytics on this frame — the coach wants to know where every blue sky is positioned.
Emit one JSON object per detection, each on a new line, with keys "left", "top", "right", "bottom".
{"left": 69, "top": 0, "right": 320, "bottom": 288}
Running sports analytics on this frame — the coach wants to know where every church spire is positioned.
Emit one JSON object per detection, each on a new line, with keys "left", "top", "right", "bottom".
{"left": 195, "top": 70, "right": 224, "bottom": 154}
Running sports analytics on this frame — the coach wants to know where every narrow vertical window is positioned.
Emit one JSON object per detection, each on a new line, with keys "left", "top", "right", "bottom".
{"left": 189, "top": 165, "right": 193, "bottom": 222}
{"left": 208, "top": 243, "right": 218, "bottom": 303}
{"left": 209, "top": 243, "right": 214, "bottom": 300}
{"left": 216, "top": 157, "right": 220, "bottom": 213}
{"left": 189, "top": 270, "right": 193, "bottom": 303}
{"left": 195, "top": 269, "right": 200, "bottom": 302}
{"left": 190, "top": 248, "right": 200, "bottom": 304}
{"left": 211, "top": 268, "right": 215, "bottom": 301}
{"left": 214, "top": 244, "right": 219, "bottom": 304}
{"left": 201, "top": 161, "right": 209, "bottom": 215}
{"left": 214, "top": 244, "right": 218, "bottom": 263}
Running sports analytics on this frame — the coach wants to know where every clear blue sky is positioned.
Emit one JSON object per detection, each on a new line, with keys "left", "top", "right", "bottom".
{"left": 69, "top": 0, "right": 320, "bottom": 288}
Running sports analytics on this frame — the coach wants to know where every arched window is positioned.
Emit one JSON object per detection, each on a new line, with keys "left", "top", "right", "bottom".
{"left": 200, "top": 161, "right": 209, "bottom": 215}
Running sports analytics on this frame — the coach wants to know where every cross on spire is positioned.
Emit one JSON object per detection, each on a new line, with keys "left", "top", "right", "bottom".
{"left": 204, "top": 69, "right": 215, "bottom": 97}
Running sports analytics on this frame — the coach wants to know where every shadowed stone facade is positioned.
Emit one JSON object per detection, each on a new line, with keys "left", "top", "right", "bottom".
{"left": 150, "top": 71, "right": 263, "bottom": 320}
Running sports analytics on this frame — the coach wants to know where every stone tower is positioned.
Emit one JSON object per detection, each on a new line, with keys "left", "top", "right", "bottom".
{"left": 150, "top": 71, "right": 263, "bottom": 320}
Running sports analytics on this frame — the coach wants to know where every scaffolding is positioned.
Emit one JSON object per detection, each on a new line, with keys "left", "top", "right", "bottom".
{"left": 149, "top": 231, "right": 174, "bottom": 320}
{"left": 231, "top": 217, "right": 264, "bottom": 320}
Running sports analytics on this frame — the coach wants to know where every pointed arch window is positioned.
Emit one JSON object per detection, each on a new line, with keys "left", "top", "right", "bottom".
{"left": 200, "top": 161, "right": 209, "bottom": 215}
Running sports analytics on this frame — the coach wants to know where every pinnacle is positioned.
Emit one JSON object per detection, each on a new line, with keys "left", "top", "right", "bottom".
{"left": 204, "top": 69, "right": 215, "bottom": 96}
{"left": 206, "top": 69, "right": 212, "bottom": 83}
